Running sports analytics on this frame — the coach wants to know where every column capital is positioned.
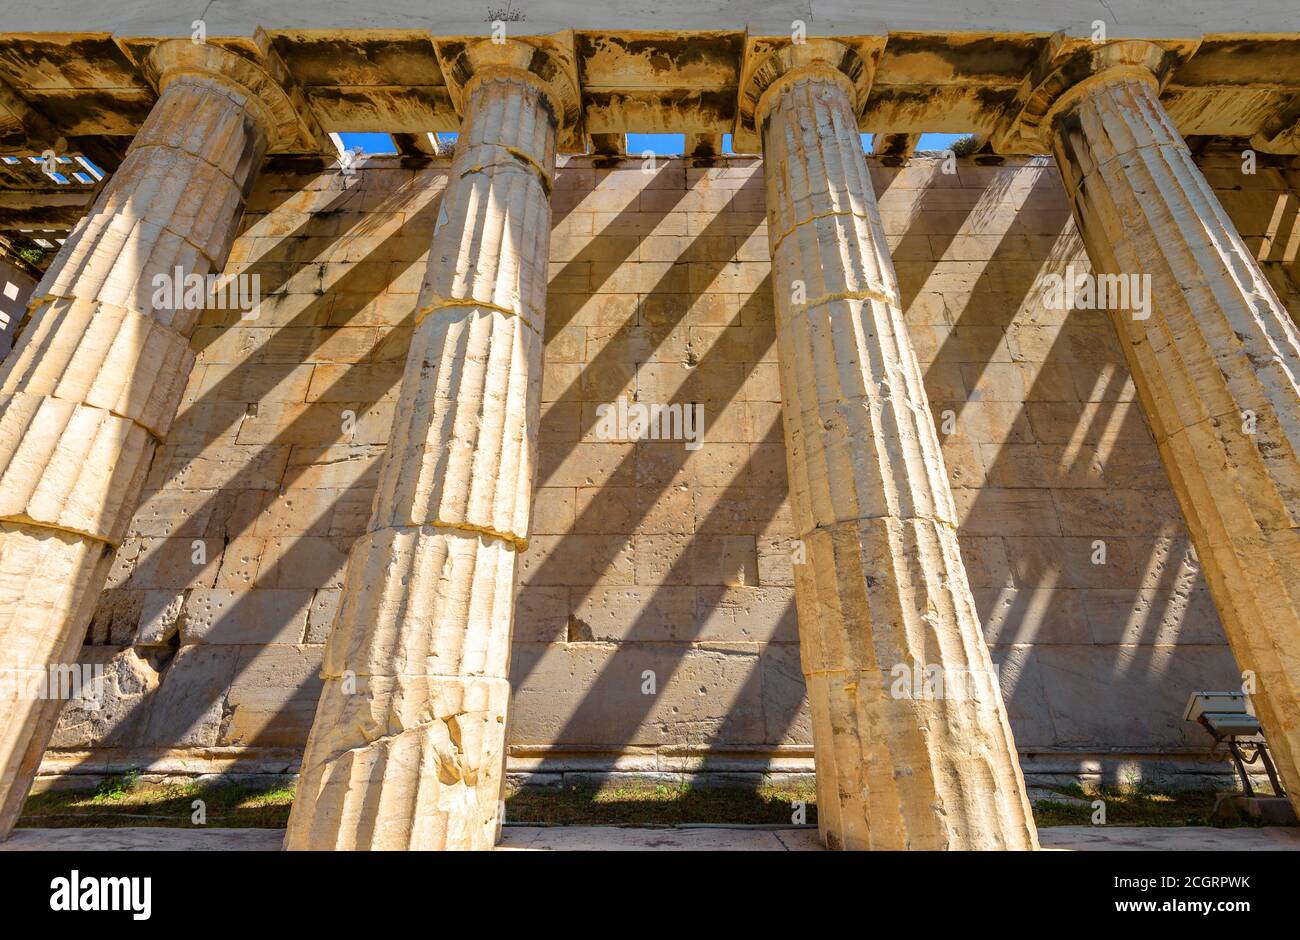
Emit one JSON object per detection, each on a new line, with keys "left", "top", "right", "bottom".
{"left": 141, "top": 40, "right": 311, "bottom": 153}
{"left": 737, "top": 38, "right": 874, "bottom": 147}
{"left": 435, "top": 35, "right": 582, "bottom": 146}
{"left": 994, "top": 39, "right": 1187, "bottom": 154}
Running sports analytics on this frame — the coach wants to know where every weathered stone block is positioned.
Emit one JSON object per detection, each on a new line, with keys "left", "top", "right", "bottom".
{"left": 180, "top": 589, "right": 312, "bottom": 645}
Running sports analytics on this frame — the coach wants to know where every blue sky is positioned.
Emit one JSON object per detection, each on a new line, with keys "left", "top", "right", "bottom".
{"left": 336, "top": 132, "right": 457, "bottom": 153}
{"left": 340, "top": 131, "right": 971, "bottom": 156}
{"left": 337, "top": 132, "right": 397, "bottom": 153}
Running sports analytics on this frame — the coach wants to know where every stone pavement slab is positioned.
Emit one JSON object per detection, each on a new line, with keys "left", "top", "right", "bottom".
{"left": 2, "top": 825, "right": 1298, "bottom": 851}
{"left": 1, "top": 827, "right": 287, "bottom": 851}
{"left": 1038, "top": 826, "right": 1300, "bottom": 851}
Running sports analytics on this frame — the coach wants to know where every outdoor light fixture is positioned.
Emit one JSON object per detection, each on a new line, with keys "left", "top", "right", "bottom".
{"left": 1184, "top": 691, "right": 1286, "bottom": 800}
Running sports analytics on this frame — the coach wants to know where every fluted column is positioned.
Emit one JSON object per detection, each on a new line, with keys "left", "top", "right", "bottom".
{"left": 285, "top": 44, "right": 573, "bottom": 850}
{"left": 0, "top": 41, "right": 292, "bottom": 838}
{"left": 745, "top": 41, "right": 1037, "bottom": 850}
{"left": 1041, "top": 46, "right": 1300, "bottom": 810}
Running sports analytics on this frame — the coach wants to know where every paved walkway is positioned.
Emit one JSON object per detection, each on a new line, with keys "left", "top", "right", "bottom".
{"left": 2, "top": 825, "right": 1298, "bottom": 851}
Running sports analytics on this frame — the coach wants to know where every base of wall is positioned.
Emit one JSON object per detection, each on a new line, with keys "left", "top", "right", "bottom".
{"left": 33, "top": 747, "right": 1262, "bottom": 794}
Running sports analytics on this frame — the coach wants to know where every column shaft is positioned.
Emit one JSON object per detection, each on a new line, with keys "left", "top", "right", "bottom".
{"left": 285, "top": 70, "right": 556, "bottom": 850}
{"left": 762, "top": 67, "right": 1038, "bottom": 849}
{"left": 1050, "top": 74, "right": 1300, "bottom": 807}
{"left": 0, "top": 61, "right": 270, "bottom": 837}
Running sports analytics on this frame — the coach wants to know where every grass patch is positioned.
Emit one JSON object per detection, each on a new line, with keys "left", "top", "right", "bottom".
{"left": 19, "top": 777, "right": 295, "bottom": 829}
{"left": 1031, "top": 783, "right": 1262, "bottom": 828}
{"left": 504, "top": 782, "right": 818, "bottom": 826}
{"left": 18, "top": 778, "right": 1268, "bottom": 829}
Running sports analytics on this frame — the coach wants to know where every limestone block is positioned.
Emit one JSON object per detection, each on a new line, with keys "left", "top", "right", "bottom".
{"left": 252, "top": 488, "right": 353, "bottom": 539}
{"left": 190, "top": 362, "right": 315, "bottom": 404}
{"left": 88, "top": 587, "right": 146, "bottom": 646}
{"left": 634, "top": 533, "right": 758, "bottom": 587}
{"left": 305, "top": 589, "right": 342, "bottom": 645}
{"left": 48, "top": 647, "right": 161, "bottom": 749}
{"left": 974, "top": 586, "right": 1094, "bottom": 646}
{"left": 180, "top": 589, "right": 313, "bottom": 645}
{"left": 1081, "top": 587, "right": 1225, "bottom": 646}
{"left": 130, "top": 488, "right": 220, "bottom": 539}
{"left": 518, "top": 533, "right": 636, "bottom": 586}
{"left": 283, "top": 445, "right": 380, "bottom": 491}
{"left": 146, "top": 442, "right": 291, "bottom": 493}
{"left": 135, "top": 590, "right": 186, "bottom": 645}
{"left": 577, "top": 485, "right": 695, "bottom": 535}
{"left": 998, "top": 644, "right": 1242, "bottom": 750}
{"left": 957, "top": 535, "right": 1012, "bottom": 589}
{"left": 213, "top": 536, "right": 265, "bottom": 589}
{"left": 136, "top": 644, "right": 241, "bottom": 749}
{"left": 1052, "top": 489, "right": 1181, "bottom": 537}
{"left": 506, "top": 644, "right": 765, "bottom": 747}
{"left": 1003, "top": 536, "right": 1141, "bottom": 590}
{"left": 952, "top": 488, "right": 1062, "bottom": 536}
{"left": 255, "top": 536, "right": 351, "bottom": 590}
{"left": 694, "top": 585, "right": 799, "bottom": 643}
{"left": 528, "top": 487, "right": 576, "bottom": 535}
{"left": 511, "top": 585, "right": 569, "bottom": 644}
{"left": 221, "top": 645, "right": 323, "bottom": 747}
{"left": 235, "top": 401, "right": 395, "bottom": 447}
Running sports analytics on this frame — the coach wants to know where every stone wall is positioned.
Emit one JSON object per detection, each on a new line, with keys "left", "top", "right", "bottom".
{"left": 38, "top": 147, "right": 1296, "bottom": 791}
{"left": 0, "top": 255, "right": 34, "bottom": 357}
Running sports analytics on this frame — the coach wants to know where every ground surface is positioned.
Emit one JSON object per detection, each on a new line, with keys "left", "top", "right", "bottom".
{"left": 4, "top": 825, "right": 1300, "bottom": 851}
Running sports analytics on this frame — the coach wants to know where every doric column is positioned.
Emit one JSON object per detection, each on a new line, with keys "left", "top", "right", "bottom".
{"left": 0, "top": 41, "right": 297, "bottom": 839}
{"left": 740, "top": 40, "right": 1037, "bottom": 850}
{"left": 1022, "top": 41, "right": 1300, "bottom": 810}
{"left": 285, "top": 40, "right": 577, "bottom": 851}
